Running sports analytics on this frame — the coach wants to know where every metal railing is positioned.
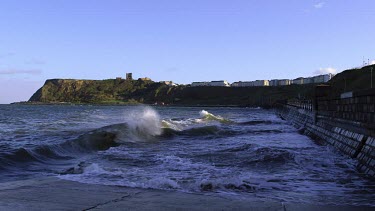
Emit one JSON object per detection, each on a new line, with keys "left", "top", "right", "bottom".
{"left": 286, "top": 99, "right": 313, "bottom": 111}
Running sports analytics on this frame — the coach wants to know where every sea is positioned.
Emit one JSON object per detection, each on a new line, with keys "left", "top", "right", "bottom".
{"left": 0, "top": 105, "right": 374, "bottom": 206}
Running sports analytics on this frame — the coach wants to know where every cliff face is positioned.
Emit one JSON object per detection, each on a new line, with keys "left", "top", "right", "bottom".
{"left": 29, "top": 78, "right": 315, "bottom": 106}
{"left": 29, "top": 79, "right": 182, "bottom": 104}
{"left": 28, "top": 65, "right": 375, "bottom": 105}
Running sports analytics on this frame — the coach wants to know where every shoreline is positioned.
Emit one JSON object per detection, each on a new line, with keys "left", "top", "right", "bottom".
{"left": 0, "top": 177, "right": 373, "bottom": 210}
{"left": 9, "top": 102, "right": 266, "bottom": 108}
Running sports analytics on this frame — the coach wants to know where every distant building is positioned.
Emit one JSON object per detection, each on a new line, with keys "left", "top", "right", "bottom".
{"left": 314, "top": 73, "right": 333, "bottom": 83}
{"left": 269, "top": 79, "right": 279, "bottom": 86}
{"left": 270, "top": 79, "right": 290, "bottom": 86}
{"left": 234, "top": 81, "right": 244, "bottom": 87}
{"left": 313, "top": 75, "right": 324, "bottom": 83}
{"left": 253, "top": 80, "right": 269, "bottom": 86}
{"left": 231, "top": 80, "right": 269, "bottom": 87}
{"left": 232, "top": 81, "right": 253, "bottom": 87}
{"left": 126, "top": 73, "right": 133, "bottom": 80}
{"left": 303, "top": 77, "right": 313, "bottom": 84}
{"left": 292, "top": 77, "right": 304, "bottom": 85}
{"left": 139, "top": 77, "right": 152, "bottom": 81}
{"left": 208, "top": 80, "right": 230, "bottom": 87}
{"left": 305, "top": 74, "right": 333, "bottom": 84}
{"left": 232, "top": 73, "right": 333, "bottom": 88}
{"left": 278, "top": 79, "right": 291, "bottom": 86}
{"left": 116, "top": 77, "right": 122, "bottom": 80}
{"left": 191, "top": 82, "right": 209, "bottom": 87}
{"left": 188, "top": 73, "right": 332, "bottom": 89}
{"left": 323, "top": 73, "right": 333, "bottom": 82}
{"left": 191, "top": 81, "right": 230, "bottom": 87}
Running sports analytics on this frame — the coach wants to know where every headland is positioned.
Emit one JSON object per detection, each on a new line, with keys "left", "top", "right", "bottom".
{"left": 22, "top": 65, "right": 374, "bottom": 107}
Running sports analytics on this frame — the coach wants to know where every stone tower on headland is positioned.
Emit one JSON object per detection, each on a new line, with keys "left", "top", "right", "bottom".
{"left": 126, "top": 73, "right": 132, "bottom": 81}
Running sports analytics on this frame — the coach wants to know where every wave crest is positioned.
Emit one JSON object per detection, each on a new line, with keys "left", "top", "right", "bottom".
{"left": 199, "top": 110, "right": 232, "bottom": 123}
{"left": 128, "top": 106, "right": 162, "bottom": 137}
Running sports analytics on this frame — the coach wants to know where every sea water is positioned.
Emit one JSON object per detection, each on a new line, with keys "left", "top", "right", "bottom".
{"left": 0, "top": 105, "right": 374, "bottom": 205}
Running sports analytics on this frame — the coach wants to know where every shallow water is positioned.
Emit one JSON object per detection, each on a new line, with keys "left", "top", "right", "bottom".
{"left": 0, "top": 105, "right": 374, "bottom": 205}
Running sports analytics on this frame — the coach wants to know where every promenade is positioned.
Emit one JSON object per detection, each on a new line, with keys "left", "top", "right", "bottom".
{"left": 0, "top": 177, "right": 373, "bottom": 211}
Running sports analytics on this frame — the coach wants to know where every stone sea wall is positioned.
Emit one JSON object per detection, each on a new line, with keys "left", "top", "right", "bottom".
{"left": 316, "top": 88, "right": 375, "bottom": 130}
{"left": 278, "top": 105, "right": 375, "bottom": 179}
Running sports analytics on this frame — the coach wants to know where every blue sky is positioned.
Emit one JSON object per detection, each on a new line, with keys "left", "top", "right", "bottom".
{"left": 0, "top": 0, "right": 374, "bottom": 103}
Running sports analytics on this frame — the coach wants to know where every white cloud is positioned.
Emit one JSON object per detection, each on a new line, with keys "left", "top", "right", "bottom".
{"left": 0, "top": 69, "right": 42, "bottom": 75}
{"left": 370, "top": 60, "right": 375, "bottom": 65}
{"left": 314, "top": 2, "right": 325, "bottom": 9}
{"left": 313, "top": 67, "right": 337, "bottom": 75}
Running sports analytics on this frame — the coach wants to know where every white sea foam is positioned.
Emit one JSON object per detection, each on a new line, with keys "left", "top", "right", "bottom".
{"left": 51, "top": 107, "right": 375, "bottom": 206}
{"left": 162, "top": 110, "right": 230, "bottom": 131}
{"left": 127, "top": 106, "right": 162, "bottom": 137}
{"left": 199, "top": 110, "right": 231, "bottom": 123}
{"left": 157, "top": 155, "right": 213, "bottom": 171}
{"left": 145, "top": 177, "right": 181, "bottom": 189}
{"left": 161, "top": 120, "right": 183, "bottom": 131}
{"left": 81, "top": 163, "right": 108, "bottom": 174}
{"left": 199, "top": 110, "right": 210, "bottom": 117}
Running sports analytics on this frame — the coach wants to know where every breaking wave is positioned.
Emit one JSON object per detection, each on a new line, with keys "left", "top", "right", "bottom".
{"left": 0, "top": 107, "right": 285, "bottom": 170}
{"left": 0, "top": 107, "right": 163, "bottom": 169}
{"left": 199, "top": 110, "right": 232, "bottom": 123}
{"left": 3, "top": 105, "right": 375, "bottom": 206}
{"left": 127, "top": 106, "right": 162, "bottom": 137}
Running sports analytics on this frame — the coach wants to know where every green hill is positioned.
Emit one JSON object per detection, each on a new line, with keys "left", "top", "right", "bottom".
{"left": 29, "top": 78, "right": 315, "bottom": 106}
{"left": 28, "top": 65, "right": 375, "bottom": 106}
{"left": 29, "top": 78, "right": 167, "bottom": 104}
{"left": 328, "top": 64, "right": 375, "bottom": 96}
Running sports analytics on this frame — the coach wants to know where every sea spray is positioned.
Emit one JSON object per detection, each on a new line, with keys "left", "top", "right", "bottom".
{"left": 10, "top": 106, "right": 371, "bottom": 206}
{"left": 127, "top": 106, "right": 162, "bottom": 138}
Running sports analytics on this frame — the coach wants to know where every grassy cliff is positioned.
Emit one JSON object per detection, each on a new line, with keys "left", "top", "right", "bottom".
{"left": 29, "top": 78, "right": 315, "bottom": 106}
{"left": 29, "top": 79, "right": 173, "bottom": 104}
{"left": 328, "top": 64, "right": 375, "bottom": 96}
{"left": 29, "top": 65, "right": 374, "bottom": 106}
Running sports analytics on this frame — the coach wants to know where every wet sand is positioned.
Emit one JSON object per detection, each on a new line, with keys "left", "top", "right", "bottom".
{"left": 0, "top": 177, "right": 373, "bottom": 211}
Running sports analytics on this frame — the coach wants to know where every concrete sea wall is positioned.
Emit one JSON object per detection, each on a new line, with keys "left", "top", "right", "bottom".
{"left": 278, "top": 105, "right": 375, "bottom": 179}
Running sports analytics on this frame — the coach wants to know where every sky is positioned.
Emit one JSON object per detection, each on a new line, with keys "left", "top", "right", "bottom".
{"left": 0, "top": 0, "right": 375, "bottom": 104}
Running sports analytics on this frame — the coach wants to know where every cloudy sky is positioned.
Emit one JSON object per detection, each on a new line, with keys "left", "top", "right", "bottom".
{"left": 1, "top": 0, "right": 374, "bottom": 103}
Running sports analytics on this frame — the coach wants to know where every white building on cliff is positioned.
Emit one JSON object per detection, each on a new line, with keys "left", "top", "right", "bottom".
{"left": 191, "top": 80, "right": 230, "bottom": 87}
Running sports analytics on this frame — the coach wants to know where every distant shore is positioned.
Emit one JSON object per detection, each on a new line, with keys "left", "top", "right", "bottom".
{"left": 22, "top": 65, "right": 375, "bottom": 108}
{"left": 10, "top": 101, "right": 265, "bottom": 108}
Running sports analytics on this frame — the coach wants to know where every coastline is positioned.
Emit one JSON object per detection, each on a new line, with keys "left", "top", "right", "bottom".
{"left": 0, "top": 177, "right": 373, "bottom": 210}
{"left": 9, "top": 102, "right": 264, "bottom": 108}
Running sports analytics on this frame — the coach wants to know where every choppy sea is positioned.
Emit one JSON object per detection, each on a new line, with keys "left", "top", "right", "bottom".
{"left": 0, "top": 105, "right": 374, "bottom": 205}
